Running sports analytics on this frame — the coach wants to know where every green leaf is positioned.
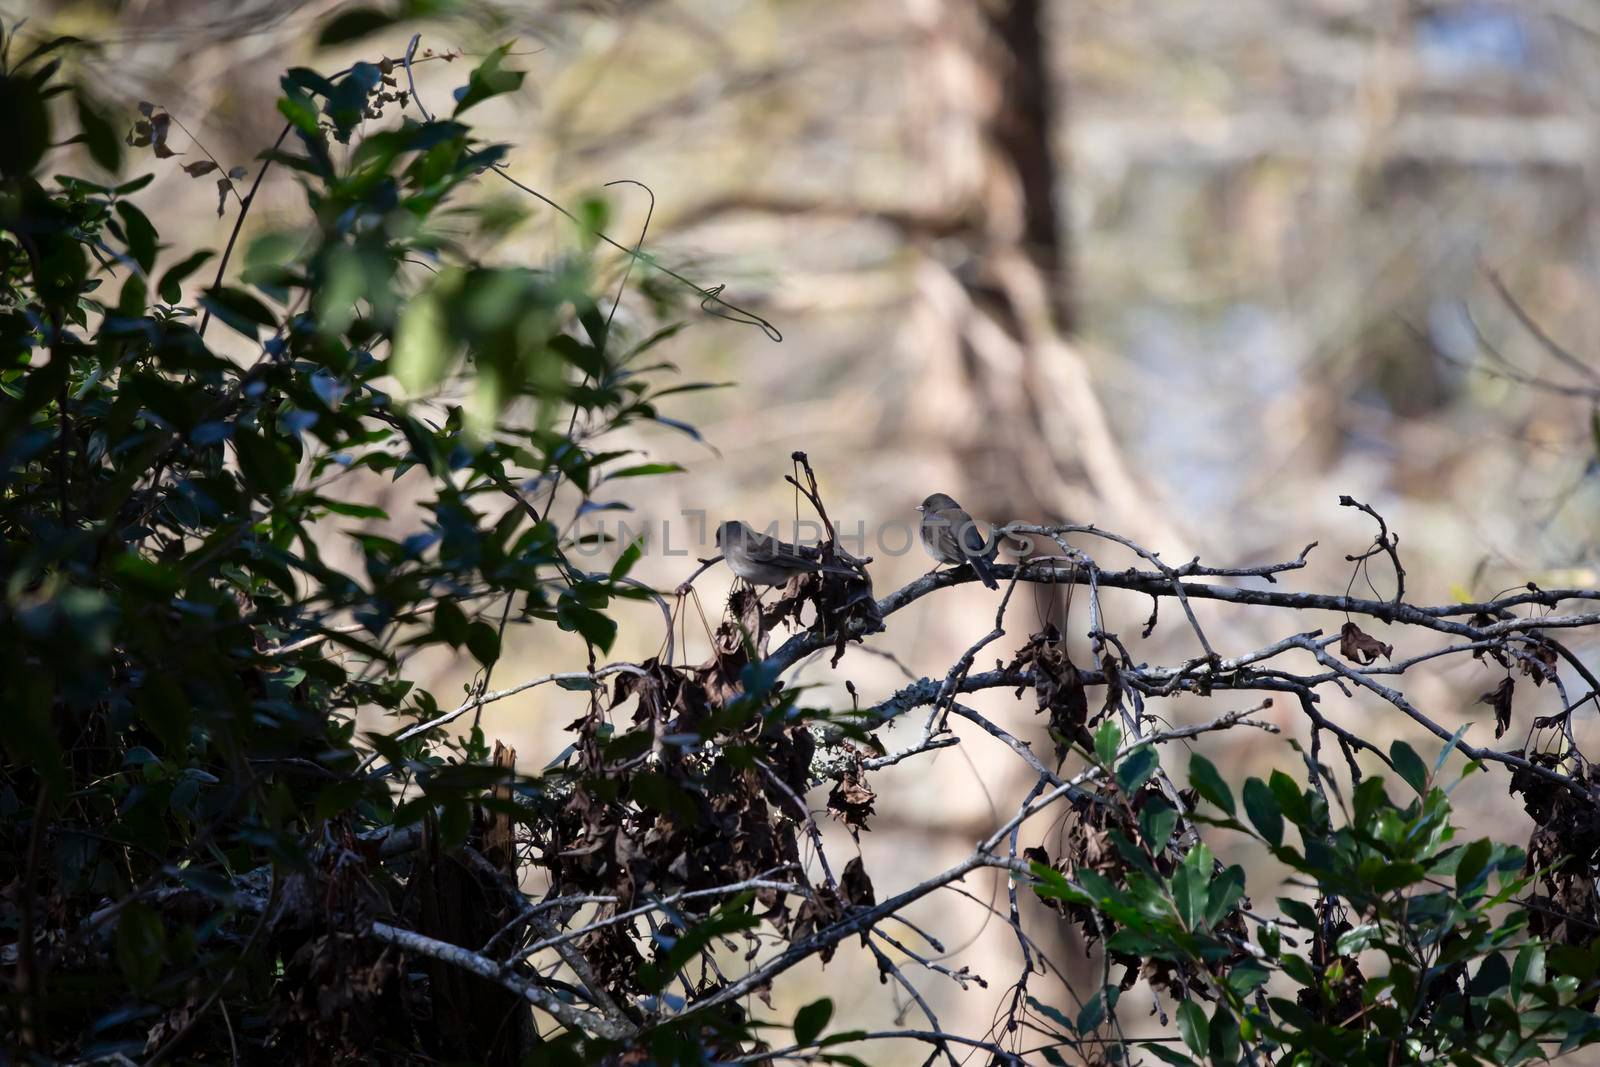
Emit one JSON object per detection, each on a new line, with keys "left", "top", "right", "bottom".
{"left": 74, "top": 87, "right": 121, "bottom": 172}
{"left": 1335, "top": 922, "right": 1379, "bottom": 955}
{"left": 319, "top": 499, "right": 389, "bottom": 519}
{"left": 1368, "top": 860, "right": 1425, "bottom": 892}
{"left": 316, "top": 7, "right": 396, "bottom": 46}
{"left": 1205, "top": 865, "right": 1246, "bottom": 927}
{"left": 1143, "top": 1047, "right": 1199, "bottom": 1067}
{"left": 314, "top": 779, "right": 368, "bottom": 821}
{"left": 453, "top": 43, "right": 526, "bottom": 115}
{"left": 116, "top": 901, "right": 166, "bottom": 991}
{"left": 116, "top": 201, "right": 158, "bottom": 273}
{"left": 1511, "top": 943, "right": 1545, "bottom": 999}
{"left": 1177, "top": 999, "right": 1209, "bottom": 1055}
{"left": 277, "top": 89, "right": 320, "bottom": 136}
{"left": 1170, "top": 862, "right": 1207, "bottom": 930}
{"left": 609, "top": 538, "right": 644, "bottom": 581}
{"left": 465, "top": 621, "right": 501, "bottom": 667}
{"left": 1390, "top": 739, "right": 1429, "bottom": 794}
{"left": 233, "top": 428, "right": 296, "bottom": 495}
{"left": 1258, "top": 922, "right": 1281, "bottom": 958}
{"left": 1028, "top": 862, "right": 1091, "bottom": 907}
{"left": 1226, "top": 959, "right": 1270, "bottom": 996}
{"left": 1139, "top": 795, "right": 1179, "bottom": 851}
{"left": 1278, "top": 898, "right": 1317, "bottom": 930}
{"left": 794, "top": 998, "right": 834, "bottom": 1047}
{"left": 112, "top": 553, "right": 182, "bottom": 595}
{"left": 156, "top": 249, "right": 214, "bottom": 304}
{"left": 1267, "top": 770, "right": 1310, "bottom": 826}
{"left": 818, "top": 1030, "right": 868, "bottom": 1048}
{"left": 605, "top": 462, "right": 685, "bottom": 479}
{"left": 1352, "top": 774, "right": 1388, "bottom": 826}
{"left": 1025, "top": 995, "right": 1077, "bottom": 1035}
{"left": 0, "top": 71, "right": 51, "bottom": 179}
{"left": 201, "top": 287, "right": 278, "bottom": 340}
{"left": 630, "top": 771, "right": 697, "bottom": 825}
{"left": 1469, "top": 953, "right": 1511, "bottom": 999}
{"left": 1209, "top": 1004, "right": 1240, "bottom": 1064}
{"left": 1242, "top": 777, "right": 1283, "bottom": 847}
{"left": 557, "top": 597, "right": 617, "bottom": 653}
{"left": 1076, "top": 986, "right": 1116, "bottom": 1033}
{"left": 1115, "top": 744, "right": 1158, "bottom": 794}
{"left": 1436, "top": 722, "right": 1471, "bottom": 772}
{"left": 1455, "top": 838, "right": 1493, "bottom": 897}
{"left": 1280, "top": 953, "right": 1319, "bottom": 987}
{"left": 394, "top": 284, "right": 453, "bottom": 395}
{"left": 1093, "top": 719, "right": 1121, "bottom": 768}
{"left": 1188, "top": 753, "right": 1235, "bottom": 816}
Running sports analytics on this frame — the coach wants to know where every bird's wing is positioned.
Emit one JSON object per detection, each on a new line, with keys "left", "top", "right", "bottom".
{"left": 933, "top": 508, "right": 989, "bottom": 560}
{"left": 956, "top": 511, "right": 997, "bottom": 561}
{"left": 751, "top": 530, "right": 820, "bottom": 570}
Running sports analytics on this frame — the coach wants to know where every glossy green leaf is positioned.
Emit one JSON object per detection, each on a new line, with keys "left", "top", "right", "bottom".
{"left": 453, "top": 44, "right": 525, "bottom": 115}
{"left": 1242, "top": 776, "right": 1283, "bottom": 847}
{"left": 1188, "top": 753, "right": 1235, "bottom": 816}
{"left": 1093, "top": 719, "right": 1121, "bottom": 768}
{"left": 1177, "top": 999, "right": 1209, "bottom": 1055}
{"left": 1116, "top": 744, "right": 1158, "bottom": 794}
{"left": 794, "top": 998, "right": 834, "bottom": 1047}
{"left": 73, "top": 87, "right": 121, "bottom": 172}
{"left": 1390, "top": 740, "right": 1429, "bottom": 794}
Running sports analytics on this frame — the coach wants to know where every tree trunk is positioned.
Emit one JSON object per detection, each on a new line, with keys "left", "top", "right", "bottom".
{"left": 902, "top": 0, "right": 1180, "bottom": 546}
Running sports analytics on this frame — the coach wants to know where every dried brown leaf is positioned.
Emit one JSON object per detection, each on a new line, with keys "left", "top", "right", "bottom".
{"left": 1521, "top": 640, "right": 1559, "bottom": 686}
{"left": 1479, "top": 676, "right": 1515, "bottom": 739}
{"left": 826, "top": 770, "right": 876, "bottom": 839}
{"left": 841, "top": 856, "right": 875, "bottom": 909}
{"left": 150, "top": 112, "right": 177, "bottom": 158}
{"left": 1339, "top": 621, "right": 1392, "bottom": 666}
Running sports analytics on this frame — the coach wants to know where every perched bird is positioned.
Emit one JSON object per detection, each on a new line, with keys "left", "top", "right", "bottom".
{"left": 917, "top": 492, "right": 1000, "bottom": 589}
{"left": 716, "top": 520, "right": 852, "bottom": 587}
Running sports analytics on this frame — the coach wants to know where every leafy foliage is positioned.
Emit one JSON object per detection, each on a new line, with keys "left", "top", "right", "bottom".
{"left": 0, "top": 22, "right": 806, "bottom": 1064}
{"left": 1023, "top": 726, "right": 1600, "bottom": 1065}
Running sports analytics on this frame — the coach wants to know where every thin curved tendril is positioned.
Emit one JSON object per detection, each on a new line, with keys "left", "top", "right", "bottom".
{"left": 488, "top": 164, "right": 782, "bottom": 341}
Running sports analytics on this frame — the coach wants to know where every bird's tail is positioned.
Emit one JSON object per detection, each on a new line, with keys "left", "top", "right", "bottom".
{"left": 970, "top": 554, "right": 1000, "bottom": 590}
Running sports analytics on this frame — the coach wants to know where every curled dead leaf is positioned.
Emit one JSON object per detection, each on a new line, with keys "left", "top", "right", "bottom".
{"left": 840, "top": 856, "right": 874, "bottom": 907}
{"left": 151, "top": 112, "right": 176, "bottom": 158}
{"left": 1007, "top": 625, "right": 1092, "bottom": 761}
{"left": 1339, "top": 621, "right": 1392, "bottom": 666}
{"left": 826, "top": 768, "right": 876, "bottom": 839}
{"left": 1521, "top": 639, "right": 1559, "bottom": 687}
{"left": 1479, "top": 676, "right": 1515, "bottom": 739}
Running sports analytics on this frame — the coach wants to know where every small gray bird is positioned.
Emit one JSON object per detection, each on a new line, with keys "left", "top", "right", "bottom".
{"left": 917, "top": 492, "right": 1000, "bottom": 590}
{"left": 716, "top": 520, "right": 851, "bottom": 587}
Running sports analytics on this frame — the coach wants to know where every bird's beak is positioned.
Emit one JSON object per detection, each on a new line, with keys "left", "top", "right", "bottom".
{"left": 914, "top": 505, "right": 924, "bottom": 512}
